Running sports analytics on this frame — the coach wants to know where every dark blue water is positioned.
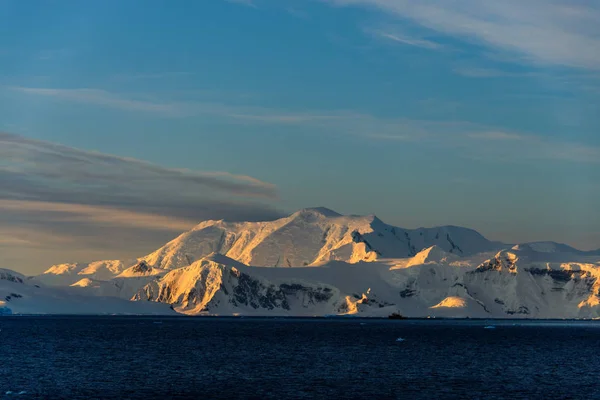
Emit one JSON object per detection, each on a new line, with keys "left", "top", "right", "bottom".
{"left": 0, "top": 317, "right": 599, "bottom": 399}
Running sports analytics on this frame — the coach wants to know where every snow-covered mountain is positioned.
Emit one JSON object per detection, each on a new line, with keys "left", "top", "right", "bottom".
{"left": 130, "top": 246, "right": 600, "bottom": 318}
{"left": 511, "top": 241, "right": 600, "bottom": 256}
{"left": 9, "top": 207, "right": 599, "bottom": 318}
{"left": 0, "top": 268, "right": 174, "bottom": 315}
{"left": 140, "top": 207, "right": 501, "bottom": 271}
{"left": 35, "top": 259, "right": 134, "bottom": 287}
{"left": 36, "top": 207, "right": 501, "bottom": 285}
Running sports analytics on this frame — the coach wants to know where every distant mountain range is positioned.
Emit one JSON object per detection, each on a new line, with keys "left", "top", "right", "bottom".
{"left": 2, "top": 207, "right": 600, "bottom": 318}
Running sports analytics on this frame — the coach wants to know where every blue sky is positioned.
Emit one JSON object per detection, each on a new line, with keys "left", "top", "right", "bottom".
{"left": 1, "top": 0, "right": 600, "bottom": 272}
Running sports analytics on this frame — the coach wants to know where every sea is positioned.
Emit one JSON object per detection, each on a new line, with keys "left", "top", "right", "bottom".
{"left": 0, "top": 317, "right": 599, "bottom": 399}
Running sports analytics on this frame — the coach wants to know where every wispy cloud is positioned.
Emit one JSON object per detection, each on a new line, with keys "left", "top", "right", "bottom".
{"left": 0, "top": 132, "right": 278, "bottom": 208}
{"left": 9, "top": 86, "right": 356, "bottom": 121}
{"left": 11, "top": 87, "right": 188, "bottom": 116}
{"left": 231, "top": 110, "right": 600, "bottom": 165}
{"left": 368, "top": 29, "right": 441, "bottom": 49}
{"left": 110, "top": 72, "right": 193, "bottom": 81}
{"left": 464, "top": 130, "right": 600, "bottom": 163}
{"left": 0, "top": 132, "right": 283, "bottom": 272}
{"left": 226, "top": 112, "right": 349, "bottom": 123}
{"left": 453, "top": 67, "right": 530, "bottom": 78}
{"left": 224, "top": 0, "right": 257, "bottom": 8}
{"left": 366, "top": 133, "right": 421, "bottom": 141}
{"left": 363, "top": 122, "right": 600, "bottom": 164}
{"left": 328, "top": 0, "right": 600, "bottom": 69}
{"left": 0, "top": 200, "right": 195, "bottom": 233}
{"left": 286, "top": 7, "right": 310, "bottom": 19}
{"left": 8, "top": 86, "right": 600, "bottom": 165}
{"left": 467, "top": 131, "right": 526, "bottom": 141}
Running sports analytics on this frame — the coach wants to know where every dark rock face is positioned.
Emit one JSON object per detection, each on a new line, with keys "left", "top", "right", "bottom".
{"left": 131, "top": 261, "right": 152, "bottom": 274}
{"left": 227, "top": 272, "right": 335, "bottom": 311}
{"left": 184, "top": 288, "right": 199, "bottom": 305}
{"left": 446, "top": 234, "right": 464, "bottom": 255}
{"left": 280, "top": 284, "right": 333, "bottom": 303}
{"left": 4, "top": 293, "right": 23, "bottom": 302}
{"left": 230, "top": 271, "right": 290, "bottom": 310}
{"left": 138, "top": 263, "right": 340, "bottom": 313}
{"left": 404, "top": 232, "right": 418, "bottom": 257}
{"left": 400, "top": 288, "right": 416, "bottom": 298}
{"left": 526, "top": 268, "right": 584, "bottom": 283}
{"left": 0, "top": 271, "right": 24, "bottom": 284}
{"left": 351, "top": 231, "right": 382, "bottom": 256}
{"left": 155, "top": 285, "right": 173, "bottom": 303}
{"left": 472, "top": 255, "right": 516, "bottom": 273}
{"left": 360, "top": 297, "right": 394, "bottom": 308}
{"left": 506, "top": 306, "right": 530, "bottom": 315}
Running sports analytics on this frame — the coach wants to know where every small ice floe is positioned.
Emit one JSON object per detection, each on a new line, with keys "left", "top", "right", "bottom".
{"left": 153, "top": 321, "right": 163, "bottom": 324}
{"left": 5, "top": 390, "right": 28, "bottom": 396}
{"left": 484, "top": 325, "right": 496, "bottom": 329}
{"left": 396, "top": 337, "right": 406, "bottom": 342}
{"left": 360, "top": 322, "right": 367, "bottom": 326}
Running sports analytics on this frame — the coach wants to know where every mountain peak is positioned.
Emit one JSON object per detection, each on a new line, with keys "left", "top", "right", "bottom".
{"left": 511, "top": 241, "right": 580, "bottom": 254}
{"left": 367, "top": 214, "right": 385, "bottom": 226}
{"left": 0, "top": 268, "right": 25, "bottom": 284}
{"left": 407, "top": 246, "right": 452, "bottom": 267}
{"left": 199, "top": 252, "right": 248, "bottom": 268}
{"left": 290, "top": 207, "right": 342, "bottom": 219}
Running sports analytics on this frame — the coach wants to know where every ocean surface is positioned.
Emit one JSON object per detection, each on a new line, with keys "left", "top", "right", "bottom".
{"left": 0, "top": 317, "right": 599, "bottom": 399}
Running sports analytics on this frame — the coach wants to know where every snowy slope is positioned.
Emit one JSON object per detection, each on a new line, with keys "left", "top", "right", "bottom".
{"left": 128, "top": 245, "right": 600, "bottom": 318}
{"left": 68, "top": 275, "right": 165, "bottom": 301}
{"left": 65, "top": 260, "right": 172, "bottom": 299}
{"left": 133, "top": 254, "right": 391, "bottom": 316}
{"left": 462, "top": 248, "right": 600, "bottom": 318}
{"left": 140, "top": 207, "right": 502, "bottom": 271}
{"left": 512, "top": 241, "right": 600, "bottom": 257}
{"left": 116, "top": 260, "right": 166, "bottom": 278}
{"left": 10, "top": 242, "right": 600, "bottom": 318}
{"left": 0, "top": 268, "right": 174, "bottom": 315}
{"left": 129, "top": 251, "right": 489, "bottom": 317}
{"left": 36, "top": 259, "right": 134, "bottom": 287}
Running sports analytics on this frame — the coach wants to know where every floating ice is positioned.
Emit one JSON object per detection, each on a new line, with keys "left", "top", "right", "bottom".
{"left": 484, "top": 326, "right": 496, "bottom": 329}
{"left": 396, "top": 337, "right": 405, "bottom": 342}
{"left": 4, "top": 390, "right": 28, "bottom": 395}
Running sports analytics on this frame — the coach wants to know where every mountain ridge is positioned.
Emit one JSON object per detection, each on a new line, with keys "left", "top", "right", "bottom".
{"left": 139, "top": 207, "right": 502, "bottom": 272}
{"left": 35, "top": 207, "right": 600, "bottom": 287}
{"left": 5, "top": 206, "right": 598, "bottom": 318}
{"left": 4, "top": 243, "right": 600, "bottom": 317}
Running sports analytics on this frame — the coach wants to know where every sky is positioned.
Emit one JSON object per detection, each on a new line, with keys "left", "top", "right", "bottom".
{"left": 1, "top": 0, "right": 600, "bottom": 274}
